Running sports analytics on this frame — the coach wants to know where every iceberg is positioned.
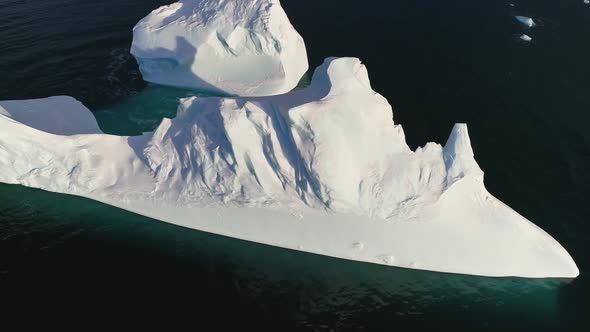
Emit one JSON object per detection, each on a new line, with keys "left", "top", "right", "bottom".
{"left": 0, "top": 58, "right": 579, "bottom": 278}
{"left": 520, "top": 34, "right": 532, "bottom": 42}
{"left": 515, "top": 16, "right": 536, "bottom": 27}
{"left": 131, "top": 0, "right": 309, "bottom": 96}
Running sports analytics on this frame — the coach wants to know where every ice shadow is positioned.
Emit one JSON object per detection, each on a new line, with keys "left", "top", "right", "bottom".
{"left": 133, "top": 36, "right": 229, "bottom": 97}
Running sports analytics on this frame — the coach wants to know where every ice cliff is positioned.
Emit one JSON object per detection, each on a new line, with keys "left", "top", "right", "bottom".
{"left": 131, "top": 0, "right": 308, "bottom": 96}
{"left": 0, "top": 58, "right": 579, "bottom": 278}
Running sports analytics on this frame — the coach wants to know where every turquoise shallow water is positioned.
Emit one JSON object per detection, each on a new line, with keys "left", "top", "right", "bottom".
{"left": 1, "top": 0, "right": 589, "bottom": 330}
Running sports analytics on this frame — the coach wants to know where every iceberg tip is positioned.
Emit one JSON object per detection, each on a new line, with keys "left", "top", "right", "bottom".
{"left": 444, "top": 123, "right": 474, "bottom": 158}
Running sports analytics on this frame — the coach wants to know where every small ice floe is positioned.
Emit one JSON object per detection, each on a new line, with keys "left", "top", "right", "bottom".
{"left": 584, "top": 0, "right": 589, "bottom": 4}
{"left": 515, "top": 16, "right": 535, "bottom": 27}
{"left": 520, "top": 34, "right": 532, "bottom": 42}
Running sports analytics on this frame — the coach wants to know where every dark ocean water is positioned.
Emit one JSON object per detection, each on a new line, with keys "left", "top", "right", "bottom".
{"left": 0, "top": 0, "right": 589, "bottom": 330}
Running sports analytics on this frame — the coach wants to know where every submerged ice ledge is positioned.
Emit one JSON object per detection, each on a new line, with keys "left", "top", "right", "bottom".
{"left": 0, "top": 58, "right": 579, "bottom": 278}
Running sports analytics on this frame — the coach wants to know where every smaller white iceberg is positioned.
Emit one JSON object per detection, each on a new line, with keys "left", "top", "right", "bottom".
{"left": 520, "top": 34, "right": 532, "bottom": 42}
{"left": 131, "top": 0, "right": 309, "bottom": 96}
{"left": 515, "top": 16, "right": 536, "bottom": 27}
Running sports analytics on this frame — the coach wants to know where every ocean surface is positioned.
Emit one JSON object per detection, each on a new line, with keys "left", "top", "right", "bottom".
{"left": 0, "top": 0, "right": 589, "bottom": 330}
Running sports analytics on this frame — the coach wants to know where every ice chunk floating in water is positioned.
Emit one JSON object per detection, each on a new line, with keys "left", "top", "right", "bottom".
{"left": 520, "top": 34, "right": 532, "bottom": 42}
{"left": 131, "top": 0, "right": 308, "bottom": 96}
{"left": 515, "top": 16, "right": 536, "bottom": 27}
{"left": 0, "top": 58, "right": 579, "bottom": 278}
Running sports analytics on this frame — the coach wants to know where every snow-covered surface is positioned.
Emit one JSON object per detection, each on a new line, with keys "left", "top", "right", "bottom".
{"left": 515, "top": 16, "right": 536, "bottom": 27}
{"left": 0, "top": 96, "right": 102, "bottom": 135}
{"left": 520, "top": 34, "right": 532, "bottom": 42}
{"left": 131, "top": 0, "right": 308, "bottom": 96}
{"left": 0, "top": 58, "right": 579, "bottom": 278}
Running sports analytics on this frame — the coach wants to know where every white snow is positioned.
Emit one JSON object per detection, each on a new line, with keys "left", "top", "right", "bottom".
{"left": 0, "top": 96, "right": 102, "bottom": 135}
{"left": 515, "top": 16, "right": 536, "bottom": 27}
{"left": 131, "top": 0, "right": 308, "bottom": 96}
{"left": 0, "top": 58, "right": 579, "bottom": 278}
{"left": 520, "top": 34, "right": 532, "bottom": 42}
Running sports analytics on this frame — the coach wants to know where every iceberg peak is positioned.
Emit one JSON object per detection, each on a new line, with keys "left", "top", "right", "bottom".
{"left": 444, "top": 123, "right": 474, "bottom": 158}
{"left": 443, "top": 124, "right": 482, "bottom": 185}
{"left": 309, "top": 57, "right": 373, "bottom": 96}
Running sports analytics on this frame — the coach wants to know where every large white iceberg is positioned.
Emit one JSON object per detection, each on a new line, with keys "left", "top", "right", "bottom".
{"left": 131, "top": 0, "right": 309, "bottom": 96}
{"left": 0, "top": 58, "right": 579, "bottom": 278}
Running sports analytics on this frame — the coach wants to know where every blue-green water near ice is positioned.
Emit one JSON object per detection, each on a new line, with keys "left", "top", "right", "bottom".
{"left": 0, "top": 0, "right": 589, "bottom": 330}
